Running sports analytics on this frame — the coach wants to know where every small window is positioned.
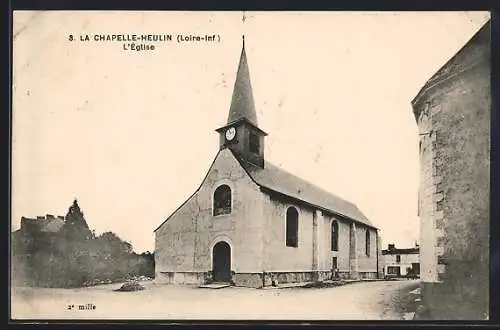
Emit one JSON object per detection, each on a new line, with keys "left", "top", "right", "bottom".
{"left": 365, "top": 229, "right": 370, "bottom": 257}
{"left": 396, "top": 255, "right": 401, "bottom": 263}
{"left": 249, "top": 133, "right": 260, "bottom": 154}
{"left": 213, "top": 185, "right": 231, "bottom": 216}
{"left": 387, "top": 266, "right": 401, "bottom": 276}
{"left": 331, "top": 220, "right": 339, "bottom": 251}
{"left": 286, "top": 207, "right": 298, "bottom": 247}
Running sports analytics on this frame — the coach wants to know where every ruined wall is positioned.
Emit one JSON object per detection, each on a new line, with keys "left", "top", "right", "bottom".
{"left": 412, "top": 22, "right": 490, "bottom": 320}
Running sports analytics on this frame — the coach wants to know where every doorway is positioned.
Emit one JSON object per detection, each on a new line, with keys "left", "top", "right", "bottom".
{"left": 212, "top": 241, "right": 231, "bottom": 282}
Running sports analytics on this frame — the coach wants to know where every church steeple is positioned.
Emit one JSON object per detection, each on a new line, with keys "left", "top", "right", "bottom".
{"left": 227, "top": 35, "right": 258, "bottom": 126}
{"left": 216, "top": 36, "right": 267, "bottom": 168}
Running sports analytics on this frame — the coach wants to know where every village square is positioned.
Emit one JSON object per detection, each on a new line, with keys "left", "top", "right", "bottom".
{"left": 11, "top": 12, "right": 490, "bottom": 321}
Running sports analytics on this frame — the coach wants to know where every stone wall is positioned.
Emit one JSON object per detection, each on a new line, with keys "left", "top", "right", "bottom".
{"left": 261, "top": 196, "right": 315, "bottom": 272}
{"left": 355, "top": 224, "right": 378, "bottom": 273}
{"left": 412, "top": 21, "right": 490, "bottom": 320}
{"left": 326, "top": 215, "right": 351, "bottom": 273}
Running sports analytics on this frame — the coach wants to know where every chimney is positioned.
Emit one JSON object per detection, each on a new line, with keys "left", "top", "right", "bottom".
{"left": 388, "top": 244, "right": 395, "bottom": 250}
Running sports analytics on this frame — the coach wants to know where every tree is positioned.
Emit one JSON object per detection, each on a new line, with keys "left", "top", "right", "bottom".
{"left": 61, "top": 199, "right": 92, "bottom": 241}
{"left": 97, "top": 231, "right": 133, "bottom": 255}
{"left": 12, "top": 199, "right": 155, "bottom": 288}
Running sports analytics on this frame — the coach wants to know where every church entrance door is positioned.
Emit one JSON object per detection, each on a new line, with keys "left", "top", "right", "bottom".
{"left": 212, "top": 241, "right": 231, "bottom": 282}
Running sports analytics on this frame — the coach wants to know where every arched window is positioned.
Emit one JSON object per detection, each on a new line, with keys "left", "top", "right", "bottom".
{"left": 213, "top": 185, "right": 231, "bottom": 216}
{"left": 365, "top": 229, "right": 371, "bottom": 257}
{"left": 331, "top": 220, "right": 339, "bottom": 251}
{"left": 285, "top": 207, "right": 299, "bottom": 247}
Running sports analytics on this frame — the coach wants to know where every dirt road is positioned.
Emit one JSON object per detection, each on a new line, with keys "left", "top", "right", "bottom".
{"left": 11, "top": 279, "right": 420, "bottom": 320}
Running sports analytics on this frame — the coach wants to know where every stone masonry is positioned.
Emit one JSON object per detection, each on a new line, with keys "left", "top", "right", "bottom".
{"left": 412, "top": 21, "right": 490, "bottom": 320}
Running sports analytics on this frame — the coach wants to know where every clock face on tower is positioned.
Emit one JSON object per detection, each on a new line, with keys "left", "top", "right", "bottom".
{"left": 225, "top": 127, "right": 236, "bottom": 141}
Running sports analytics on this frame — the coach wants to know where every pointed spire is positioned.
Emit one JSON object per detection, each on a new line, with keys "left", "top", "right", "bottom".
{"left": 227, "top": 35, "right": 258, "bottom": 126}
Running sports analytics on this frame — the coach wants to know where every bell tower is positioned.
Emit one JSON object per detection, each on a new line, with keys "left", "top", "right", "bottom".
{"left": 215, "top": 36, "right": 267, "bottom": 168}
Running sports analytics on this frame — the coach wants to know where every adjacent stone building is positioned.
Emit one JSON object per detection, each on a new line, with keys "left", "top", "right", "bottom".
{"left": 412, "top": 21, "right": 490, "bottom": 319}
{"left": 154, "top": 38, "right": 383, "bottom": 288}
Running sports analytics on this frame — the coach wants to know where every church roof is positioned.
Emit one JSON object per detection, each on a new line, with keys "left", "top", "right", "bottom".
{"left": 234, "top": 153, "right": 376, "bottom": 229}
{"left": 227, "top": 36, "right": 258, "bottom": 127}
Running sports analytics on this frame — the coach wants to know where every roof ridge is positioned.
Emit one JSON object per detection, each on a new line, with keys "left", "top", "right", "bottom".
{"left": 262, "top": 160, "right": 359, "bottom": 208}
{"left": 238, "top": 156, "right": 375, "bottom": 229}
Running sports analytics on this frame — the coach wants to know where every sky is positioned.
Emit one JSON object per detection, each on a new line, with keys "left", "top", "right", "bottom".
{"left": 12, "top": 11, "right": 490, "bottom": 253}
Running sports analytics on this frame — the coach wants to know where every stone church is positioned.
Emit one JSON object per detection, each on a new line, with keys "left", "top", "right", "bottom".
{"left": 154, "top": 38, "right": 383, "bottom": 288}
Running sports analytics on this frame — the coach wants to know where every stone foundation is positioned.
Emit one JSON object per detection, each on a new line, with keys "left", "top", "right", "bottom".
{"left": 337, "top": 271, "right": 351, "bottom": 280}
{"left": 156, "top": 270, "right": 343, "bottom": 288}
{"left": 155, "top": 271, "right": 209, "bottom": 285}
{"left": 233, "top": 273, "right": 263, "bottom": 288}
{"left": 359, "top": 271, "right": 378, "bottom": 280}
{"left": 156, "top": 270, "right": 381, "bottom": 288}
{"left": 263, "top": 271, "right": 333, "bottom": 286}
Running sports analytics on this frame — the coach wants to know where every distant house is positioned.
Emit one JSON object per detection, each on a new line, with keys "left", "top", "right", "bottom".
{"left": 382, "top": 243, "right": 420, "bottom": 278}
{"left": 19, "top": 214, "right": 65, "bottom": 233}
{"left": 13, "top": 199, "right": 92, "bottom": 242}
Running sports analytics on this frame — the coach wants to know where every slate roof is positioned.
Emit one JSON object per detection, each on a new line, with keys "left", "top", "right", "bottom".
{"left": 382, "top": 247, "right": 419, "bottom": 255}
{"left": 227, "top": 36, "right": 258, "bottom": 127}
{"left": 235, "top": 154, "right": 376, "bottom": 229}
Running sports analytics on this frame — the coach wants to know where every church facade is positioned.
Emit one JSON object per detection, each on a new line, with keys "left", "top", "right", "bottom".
{"left": 154, "top": 39, "right": 383, "bottom": 288}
